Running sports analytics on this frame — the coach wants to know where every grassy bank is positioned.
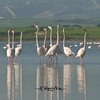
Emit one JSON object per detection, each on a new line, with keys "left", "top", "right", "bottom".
{"left": 0, "top": 26, "right": 100, "bottom": 42}
{"left": 0, "top": 19, "right": 100, "bottom": 42}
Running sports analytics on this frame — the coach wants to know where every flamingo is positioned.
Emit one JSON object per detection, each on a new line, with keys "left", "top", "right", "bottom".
{"left": 34, "top": 25, "right": 45, "bottom": 63}
{"left": 76, "top": 29, "right": 87, "bottom": 65}
{"left": 15, "top": 31, "right": 23, "bottom": 57}
{"left": 42, "top": 28, "right": 49, "bottom": 53}
{"left": 48, "top": 26, "right": 53, "bottom": 47}
{"left": 53, "top": 25, "right": 62, "bottom": 63}
{"left": 63, "top": 28, "right": 75, "bottom": 63}
{"left": 3, "top": 30, "right": 11, "bottom": 56}
{"left": 3, "top": 30, "right": 14, "bottom": 63}
{"left": 6, "top": 30, "right": 12, "bottom": 58}
{"left": 44, "top": 26, "right": 53, "bottom": 64}
{"left": 45, "top": 25, "right": 62, "bottom": 64}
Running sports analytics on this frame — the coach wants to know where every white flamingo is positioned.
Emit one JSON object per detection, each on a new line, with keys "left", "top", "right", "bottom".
{"left": 3, "top": 30, "right": 14, "bottom": 63}
{"left": 42, "top": 28, "right": 49, "bottom": 53}
{"left": 44, "top": 26, "right": 53, "bottom": 64}
{"left": 35, "top": 25, "right": 45, "bottom": 63}
{"left": 45, "top": 25, "right": 62, "bottom": 64}
{"left": 63, "top": 28, "right": 75, "bottom": 63}
{"left": 15, "top": 31, "right": 23, "bottom": 57}
{"left": 76, "top": 30, "right": 87, "bottom": 65}
{"left": 3, "top": 30, "right": 12, "bottom": 57}
{"left": 6, "top": 30, "right": 12, "bottom": 58}
{"left": 48, "top": 26, "right": 53, "bottom": 47}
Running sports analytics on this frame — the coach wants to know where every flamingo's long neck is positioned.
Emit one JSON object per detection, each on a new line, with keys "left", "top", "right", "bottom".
{"left": 84, "top": 32, "right": 87, "bottom": 49}
{"left": 20, "top": 31, "right": 23, "bottom": 45}
{"left": 12, "top": 31, "right": 14, "bottom": 49}
{"left": 63, "top": 28, "right": 65, "bottom": 48}
{"left": 36, "top": 27, "right": 39, "bottom": 47}
{"left": 50, "top": 28, "right": 53, "bottom": 46}
{"left": 43, "top": 30, "right": 47, "bottom": 47}
{"left": 56, "top": 25, "right": 59, "bottom": 45}
{"left": 8, "top": 30, "right": 10, "bottom": 45}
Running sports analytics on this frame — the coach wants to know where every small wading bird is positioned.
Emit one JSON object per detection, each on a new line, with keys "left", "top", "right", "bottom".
{"left": 34, "top": 25, "right": 45, "bottom": 64}
{"left": 14, "top": 31, "right": 23, "bottom": 62}
{"left": 45, "top": 25, "right": 62, "bottom": 64}
{"left": 63, "top": 28, "right": 75, "bottom": 64}
{"left": 76, "top": 29, "right": 87, "bottom": 65}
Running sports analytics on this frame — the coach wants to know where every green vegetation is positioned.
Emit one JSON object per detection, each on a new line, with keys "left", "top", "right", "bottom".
{"left": 0, "top": 19, "right": 100, "bottom": 42}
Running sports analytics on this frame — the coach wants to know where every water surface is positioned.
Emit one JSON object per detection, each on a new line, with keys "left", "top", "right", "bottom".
{"left": 0, "top": 41, "right": 100, "bottom": 100}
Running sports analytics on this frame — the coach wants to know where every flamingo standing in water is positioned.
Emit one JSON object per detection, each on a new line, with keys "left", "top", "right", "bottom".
{"left": 45, "top": 25, "right": 62, "bottom": 64}
{"left": 15, "top": 31, "right": 23, "bottom": 56}
{"left": 63, "top": 28, "right": 75, "bottom": 63}
{"left": 3, "top": 30, "right": 14, "bottom": 63}
{"left": 14, "top": 31, "right": 23, "bottom": 62}
{"left": 34, "top": 25, "right": 45, "bottom": 64}
{"left": 45, "top": 26, "right": 53, "bottom": 63}
{"left": 42, "top": 28, "right": 49, "bottom": 54}
{"left": 76, "top": 29, "right": 87, "bottom": 65}
{"left": 6, "top": 30, "right": 12, "bottom": 58}
{"left": 48, "top": 26, "right": 53, "bottom": 47}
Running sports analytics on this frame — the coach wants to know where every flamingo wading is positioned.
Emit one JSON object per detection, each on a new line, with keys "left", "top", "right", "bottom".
{"left": 76, "top": 29, "right": 87, "bottom": 64}
{"left": 35, "top": 25, "right": 45, "bottom": 64}
{"left": 45, "top": 25, "right": 62, "bottom": 64}
{"left": 63, "top": 28, "right": 75, "bottom": 63}
{"left": 15, "top": 31, "right": 23, "bottom": 57}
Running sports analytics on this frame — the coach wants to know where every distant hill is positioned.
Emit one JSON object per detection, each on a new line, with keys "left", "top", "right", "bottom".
{"left": 0, "top": 0, "right": 100, "bottom": 22}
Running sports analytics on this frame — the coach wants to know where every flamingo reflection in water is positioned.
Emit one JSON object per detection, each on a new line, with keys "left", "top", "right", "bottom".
{"left": 63, "top": 64, "right": 86, "bottom": 100}
{"left": 7, "top": 63, "right": 22, "bottom": 100}
{"left": 63, "top": 64, "right": 71, "bottom": 100}
{"left": 36, "top": 63, "right": 63, "bottom": 100}
{"left": 76, "top": 64, "right": 86, "bottom": 100}
{"left": 36, "top": 64, "right": 43, "bottom": 100}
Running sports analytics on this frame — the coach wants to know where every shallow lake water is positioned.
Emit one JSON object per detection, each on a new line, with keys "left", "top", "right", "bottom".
{"left": 0, "top": 41, "right": 100, "bottom": 100}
